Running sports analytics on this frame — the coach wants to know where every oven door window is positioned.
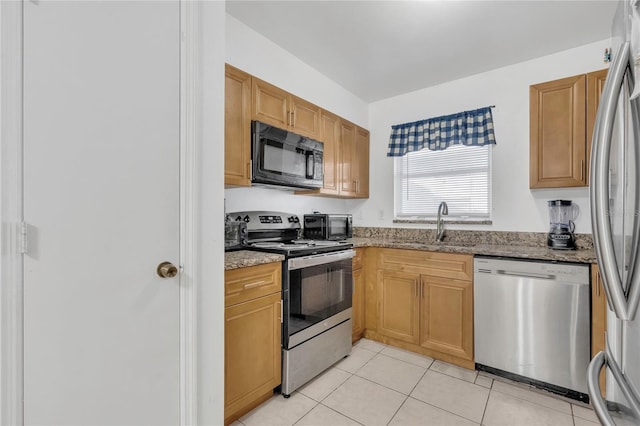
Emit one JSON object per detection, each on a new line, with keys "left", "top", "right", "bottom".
{"left": 288, "top": 258, "right": 352, "bottom": 336}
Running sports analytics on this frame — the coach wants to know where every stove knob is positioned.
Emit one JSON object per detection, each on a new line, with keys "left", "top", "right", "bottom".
{"left": 288, "top": 216, "right": 295, "bottom": 223}
{"left": 243, "top": 215, "right": 250, "bottom": 223}
{"left": 235, "top": 216, "right": 242, "bottom": 222}
{"left": 293, "top": 216, "right": 300, "bottom": 223}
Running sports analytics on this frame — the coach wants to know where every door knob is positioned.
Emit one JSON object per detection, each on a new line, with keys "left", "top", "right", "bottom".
{"left": 157, "top": 261, "right": 178, "bottom": 278}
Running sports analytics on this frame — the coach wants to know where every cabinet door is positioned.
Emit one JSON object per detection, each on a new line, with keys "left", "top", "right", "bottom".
{"left": 290, "top": 94, "right": 321, "bottom": 139}
{"left": 339, "top": 120, "right": 357, "bottom": 196}
{"left": 320, "top": 110, "right": 341, "bottom": 194}
{"left": 225, "top": 65, "right": 252, "bottom": 186}
{"left": 224, "top": 292, "right": 282, "bottom": 424}
{"left": 252, "top": 77, "right": 289, "bottom": 129}
{"left": 352, "top": 266, "right": 365, "bottom": 342}
{"left": 591, "top": 264, "right": 607, "bottom": 396}
{"left": 530, "top": 74, "right": 586, "bottom": 188}
{"left": 377, "top": 269, "right": 420, "bottom": 344}
{"left": 420, "top": 276, "right": 473, "bottom": 361}
{"left": 586, "top": 69, "right": 608, "bottom": 182}
{"left": 354, "top": 127, "right": 370, "bottom": 198}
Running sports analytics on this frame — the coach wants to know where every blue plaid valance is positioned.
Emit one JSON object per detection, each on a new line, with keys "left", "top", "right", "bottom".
{"left": 387, "top": 106, "right": 496, "bottom": 157}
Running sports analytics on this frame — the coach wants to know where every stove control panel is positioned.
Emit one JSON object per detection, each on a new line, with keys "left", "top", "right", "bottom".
{"left": 228, "top": 211, "right": 302, "bottom": 232}
{"left": 259, "top": 215, "right": 283, "bottom": 224}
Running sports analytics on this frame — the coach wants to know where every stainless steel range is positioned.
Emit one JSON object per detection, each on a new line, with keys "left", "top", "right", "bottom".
{"left": 229, "top": 211, "right": 354, "bottom": 397}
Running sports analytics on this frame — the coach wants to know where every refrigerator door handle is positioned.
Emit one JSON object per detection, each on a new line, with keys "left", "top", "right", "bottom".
{"left": 587, "top": 351, "right": 616, "bottom": 426}
{"left": 591, "top": 41, "right": 635, "bottom": 320}
{"left": 588, "top": 341, "right": 640, "bottom": 425}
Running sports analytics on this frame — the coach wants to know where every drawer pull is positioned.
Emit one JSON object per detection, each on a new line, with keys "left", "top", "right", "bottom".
{"left": 243, "top": 280, "right": 268, "bottom": 289}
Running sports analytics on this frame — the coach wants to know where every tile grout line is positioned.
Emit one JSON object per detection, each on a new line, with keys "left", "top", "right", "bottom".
{"left": 385, "top": 395, "right": 410, "bottom": 426}
{"left": 290, "top": 393, "right": 320, "bottom": 426}
{"left": 318, "top": 402, "right": 365, "bottom": 426}
{"left": 479, "top": 376, "right": 494, "bottom": 426}
{"left": 383, "top": 364, "right": 431, "bottom": 425}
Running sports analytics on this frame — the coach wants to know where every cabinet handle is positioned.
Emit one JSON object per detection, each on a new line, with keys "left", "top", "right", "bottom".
{"left": 246, "top": 161, "right": 252, "bottom": 180}
{"left": 581, "top": 160, "right": 585, "bottom": 181}
{"left": 597, "top": 276, "right": 601, "bottom": 297}
{"left": 280, "top": 300, "right": 283, "bottom": 324}
{"left": 243, "top": 280, "right": 268, "bottom": 289}
{"left": 286, "top": 110, "right": 291, "bottom": 126}
{"left": 291, "top": 110, "right": 296, "bottom": 127}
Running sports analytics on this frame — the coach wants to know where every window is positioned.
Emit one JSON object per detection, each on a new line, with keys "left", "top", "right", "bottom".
{"left": 394, "top": 144, "right": 492, "bottom": 219}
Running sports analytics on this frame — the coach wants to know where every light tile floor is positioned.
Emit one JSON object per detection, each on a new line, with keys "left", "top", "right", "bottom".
{"left": 234, "top": 339, "right": 601, "bottom": 426}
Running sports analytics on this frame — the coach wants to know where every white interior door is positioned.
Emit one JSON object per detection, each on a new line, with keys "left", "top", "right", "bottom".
{"left": 23, "top": 1, "right": 181, "bottom": 424}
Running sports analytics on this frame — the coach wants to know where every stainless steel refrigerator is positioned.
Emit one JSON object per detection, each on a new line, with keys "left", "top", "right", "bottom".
{"left": 588, "top": 1, "right": 640, "bottom": 424}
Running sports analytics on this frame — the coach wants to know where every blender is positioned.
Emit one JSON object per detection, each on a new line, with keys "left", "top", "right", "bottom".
{"left": 547, "top": 200, "right": 578, "bottom": 250}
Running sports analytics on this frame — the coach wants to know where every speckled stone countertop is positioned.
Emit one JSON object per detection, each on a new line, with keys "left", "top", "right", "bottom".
{"left": 350, "top": 228, "right": 597, "bottom": 263}
{"left": 224, "top": 250, "right": 284, "bottom": 271}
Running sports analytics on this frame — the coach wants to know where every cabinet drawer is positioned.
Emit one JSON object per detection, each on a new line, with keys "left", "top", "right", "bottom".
{"left": 378, "top": 248, "right": 472, "bottom": 281}
{"left": 225, "top": 262, "right": 282, "bottom": 307}
{"left": 353, "top": 248, "right": 364, "bottom": 270}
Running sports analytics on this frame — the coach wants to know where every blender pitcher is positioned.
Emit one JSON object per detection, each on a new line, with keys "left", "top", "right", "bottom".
{"left": 547, "top": 200, "right": 578, "bottom": 250}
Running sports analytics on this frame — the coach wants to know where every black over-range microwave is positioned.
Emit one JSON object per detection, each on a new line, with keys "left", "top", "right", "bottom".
{"left": 251, "top": 121, "right": 324, "bottom": 190}
{"left": 303, "top": 214, "right": 353, "bottom": 241}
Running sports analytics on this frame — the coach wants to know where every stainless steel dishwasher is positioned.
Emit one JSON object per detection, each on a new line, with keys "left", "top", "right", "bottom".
{"left": 474, "top": 256, "right": 590, "bottom": 401}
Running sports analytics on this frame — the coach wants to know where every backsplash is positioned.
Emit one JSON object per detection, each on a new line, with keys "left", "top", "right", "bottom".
{"left": 353, "top": 227, "right": 594, "bottom": 250}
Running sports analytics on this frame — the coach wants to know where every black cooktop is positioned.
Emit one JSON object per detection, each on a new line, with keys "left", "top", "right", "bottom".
{"left": 246, "top": 239, "right": 352, "bottom": 258}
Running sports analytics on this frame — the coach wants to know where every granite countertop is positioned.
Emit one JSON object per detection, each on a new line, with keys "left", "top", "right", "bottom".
{"left": 225, "top": 231, "right": 597, "bottom": 271}
{"left": 224, "top": 250, "right": 284, "bottom": 271}
{"left": 349, "top": 237, "right": 597, "bottom": 263}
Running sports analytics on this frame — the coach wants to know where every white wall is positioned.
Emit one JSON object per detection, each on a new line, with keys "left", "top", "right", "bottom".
{"left": 224, "top": 14, "right": 369, "bottom": 218}
{"left": 357, "top": 39, "right": 611, "bottom": 233}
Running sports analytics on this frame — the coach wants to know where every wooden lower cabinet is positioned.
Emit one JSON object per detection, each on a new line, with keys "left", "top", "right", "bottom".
{"left": 420, "top": 276, "right": 473, "bottom": 361}
{"left": 377, "top": 269, "right": 421, "bottom": 344}
{"left": 352, "top": 248, "right": 365, "bottom": 342}
{"left": 224, "top": 263, "right": 282, "bottom": 425}
{"left": 367, "top": 248, "right": 475, "bottom": 369}
{"left": 591, "top": 264, "right": 607, "bottom": 396}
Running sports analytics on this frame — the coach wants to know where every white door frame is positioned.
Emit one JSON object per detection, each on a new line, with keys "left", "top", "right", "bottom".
{"left": 0, "top": 1, "right": 203, "bottom": 423}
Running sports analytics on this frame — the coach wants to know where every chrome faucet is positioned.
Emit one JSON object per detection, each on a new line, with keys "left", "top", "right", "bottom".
{"left": 436, "top": 201, "right": 448, "bottom": 242}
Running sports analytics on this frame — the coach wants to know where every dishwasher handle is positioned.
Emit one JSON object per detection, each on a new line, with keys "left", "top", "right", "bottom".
{"left": 495, "top": 269, "right": 556, "bottom": 280}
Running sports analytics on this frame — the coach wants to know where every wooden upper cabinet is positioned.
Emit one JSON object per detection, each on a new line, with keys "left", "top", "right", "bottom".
{"left": 586, "top": 69, "right": 608, "bottom": 183}
{"left": 319, "top": 110, "right": 341, "bottom": 194}
{"left": 290, "top": 95, "right": 321, "bottom": 139}
{"left": 225, "top": 65, "right": 369, "bottom": 199}
{"left": 529, "top": 69, "right": 608, "bottom": 189}
{"left": 251, "top": 77, "right": 289, "bottom": 130}
{"left": 339, "top": 120, "right": 357, "bottom": 196}
{"left": 355, "top": 127, "right": 370, "bottom": 198}
{"left": 530, "top": 74, "right": 586, "bottom": 188}
{"left": 225, "top": 64, "right": 252, "bottom": 187}
{"left": 296, "top": 116, "right": 370, "bottom": 199}
{"left": 251, "top": 77, "right": 321, "bottom": 140}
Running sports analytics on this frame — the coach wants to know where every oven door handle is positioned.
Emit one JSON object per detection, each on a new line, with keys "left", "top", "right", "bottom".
{"left": 288, "top": 249, "right": 355, "bottom": 270}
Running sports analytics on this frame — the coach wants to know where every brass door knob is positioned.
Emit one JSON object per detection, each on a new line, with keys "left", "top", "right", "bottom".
{"left": 157, "top": 261, "right": 178, "bottom": 278}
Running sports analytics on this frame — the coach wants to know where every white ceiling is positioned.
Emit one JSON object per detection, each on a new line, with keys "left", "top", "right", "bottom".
{"left": 226, "top": 0, "right": 618, "bottom": 102}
